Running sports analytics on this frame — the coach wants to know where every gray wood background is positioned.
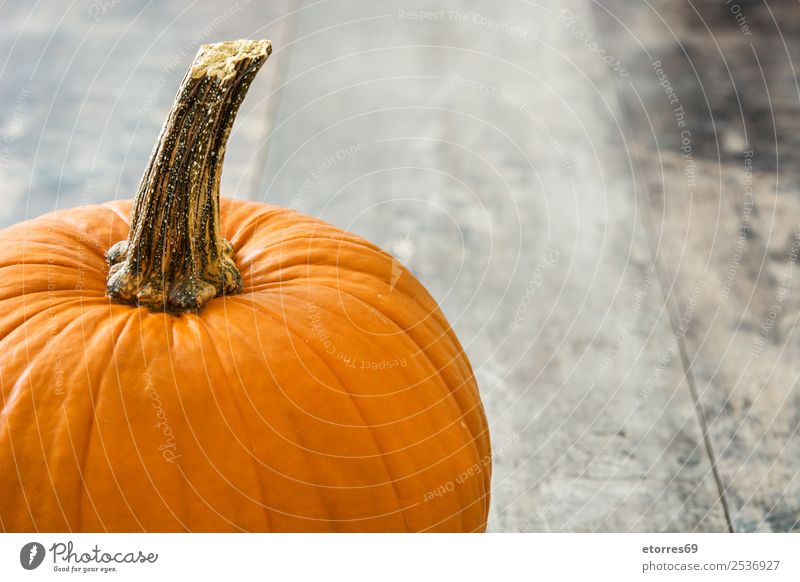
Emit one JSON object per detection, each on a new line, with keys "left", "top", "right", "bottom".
{"left": 0, "top": 0, "right": 797, "bottom": 531}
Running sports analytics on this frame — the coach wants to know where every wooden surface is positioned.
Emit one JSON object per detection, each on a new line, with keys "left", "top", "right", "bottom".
{"left": 0, "top": 0, "right": 797, "bottom": 531}
{"left": 595, "top": 0, "right": 800, "bottom": 533}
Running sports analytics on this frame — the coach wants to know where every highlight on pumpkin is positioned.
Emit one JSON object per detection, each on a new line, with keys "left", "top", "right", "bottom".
{"left": 0, "top": 39, "right": 492, "bottom": 533}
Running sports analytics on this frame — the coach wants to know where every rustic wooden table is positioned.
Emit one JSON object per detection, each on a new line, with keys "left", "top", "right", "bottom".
{"left": 1, "top": 0, "right": 797, "bottom": 532}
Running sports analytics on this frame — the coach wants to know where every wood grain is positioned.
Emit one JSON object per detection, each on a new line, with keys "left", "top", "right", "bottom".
{"left": 594, "top": 0, "right": 800, "bottom": 531}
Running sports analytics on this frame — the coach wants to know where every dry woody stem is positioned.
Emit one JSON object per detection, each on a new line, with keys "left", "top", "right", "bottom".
{"left": 107, "top": 39, "right": 272, "bottom": 313}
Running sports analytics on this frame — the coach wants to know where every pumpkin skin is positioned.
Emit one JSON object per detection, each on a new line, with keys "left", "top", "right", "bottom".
{"left": 0, "top": 198, "right": 491, "bottom": 532}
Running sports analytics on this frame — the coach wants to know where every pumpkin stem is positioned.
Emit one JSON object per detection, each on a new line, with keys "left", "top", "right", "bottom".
{"left": 106, "top": 39, "right": 272, "bottom": 313}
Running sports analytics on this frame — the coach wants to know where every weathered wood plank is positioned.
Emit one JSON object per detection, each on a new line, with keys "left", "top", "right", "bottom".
{"left": 595, "top": 0, "right": 800, "bottom": 531}
{"left": 256, "top": 0, "right": 728, "bottom": 531}
{"left": 0, "top": 0, "right": 294, "bottom": 227}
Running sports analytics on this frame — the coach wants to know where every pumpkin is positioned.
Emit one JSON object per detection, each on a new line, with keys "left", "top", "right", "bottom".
{"left": 0, "top": 40, "right": 491, "bottom": 532}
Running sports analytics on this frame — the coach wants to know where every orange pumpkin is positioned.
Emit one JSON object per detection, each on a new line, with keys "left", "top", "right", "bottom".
{"left": 0, "top": 40, "right": 491, "bottom": 532}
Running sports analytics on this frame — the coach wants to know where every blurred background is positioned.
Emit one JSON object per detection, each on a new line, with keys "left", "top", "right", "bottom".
{"left": 1, "top": 0, "right": 798, "bottom": 532}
